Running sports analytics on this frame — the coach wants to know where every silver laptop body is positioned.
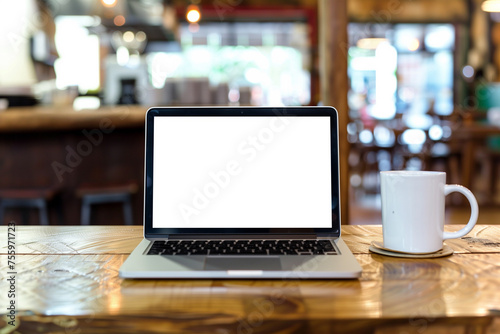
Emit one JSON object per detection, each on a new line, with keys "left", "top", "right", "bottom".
{"left": 120, "top": 106, "right": 362, "bottom": 279}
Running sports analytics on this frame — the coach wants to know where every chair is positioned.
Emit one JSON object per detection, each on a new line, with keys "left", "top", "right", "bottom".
{"left": 476, "top": 146, "right": 500, "bottom": 204}
{"left": 76, "top": 183, "right": 138, "bottom": 225}
{"left": 0, "top": 187, "right": 59, "bottom": 225}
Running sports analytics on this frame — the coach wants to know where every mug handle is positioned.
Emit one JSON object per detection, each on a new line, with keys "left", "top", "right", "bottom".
{"left": 443, "top": 185, "right": 479, "bottom": 240}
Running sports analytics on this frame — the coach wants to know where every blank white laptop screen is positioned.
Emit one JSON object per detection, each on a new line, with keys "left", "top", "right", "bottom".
{"left": 152, "top": 116, "right": 331, "bottom": 229}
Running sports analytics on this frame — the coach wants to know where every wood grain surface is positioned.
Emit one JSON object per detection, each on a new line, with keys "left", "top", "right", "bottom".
{"left": 0, "top": 225, "right": 499, "bottom": 333}
{"left": 0, "top": 105, "right": 146, "bottom": 132}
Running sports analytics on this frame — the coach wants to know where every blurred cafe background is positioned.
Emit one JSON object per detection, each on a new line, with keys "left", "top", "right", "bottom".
{"left": 1, "top": 0, "right": 500, "bottom": 225}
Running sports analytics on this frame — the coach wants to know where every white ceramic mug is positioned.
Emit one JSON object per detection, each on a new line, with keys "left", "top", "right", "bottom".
{"left": 380, "top": 171, "right": 479, "bottom": 253}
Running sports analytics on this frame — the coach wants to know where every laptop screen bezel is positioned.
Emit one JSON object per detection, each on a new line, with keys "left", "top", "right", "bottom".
{"left": 143, "top": 107, "right": 341, "bottom": 238}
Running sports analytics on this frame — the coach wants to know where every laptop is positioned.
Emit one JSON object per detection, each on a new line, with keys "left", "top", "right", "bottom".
{"left": 119, "top": 106, "right": 362, "bottom": 279}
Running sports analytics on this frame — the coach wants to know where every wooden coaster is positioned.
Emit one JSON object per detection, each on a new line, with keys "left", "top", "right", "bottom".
{"left": 371, "top": 241, "right": 442, "bottom": 255}
{"left": 369, "top": 242, "right": 454, "bottom": 259}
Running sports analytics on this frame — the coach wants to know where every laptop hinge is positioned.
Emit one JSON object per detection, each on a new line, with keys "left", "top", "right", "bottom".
{"left": 167, "top": 234, "right": 318, "bottom": 240}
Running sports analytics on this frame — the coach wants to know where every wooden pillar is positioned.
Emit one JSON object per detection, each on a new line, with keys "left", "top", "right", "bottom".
{"left": 319, "top": 0, "right": 350, "bottom": 224}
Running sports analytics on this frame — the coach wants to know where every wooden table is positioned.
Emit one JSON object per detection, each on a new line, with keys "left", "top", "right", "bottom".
{"left": 1, "top": 225, "right": 499, "bottom": 333}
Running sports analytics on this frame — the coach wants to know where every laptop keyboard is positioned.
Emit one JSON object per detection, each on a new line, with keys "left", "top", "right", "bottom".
{"left": 147, "top": 240, "right": 338, "bottom": 256}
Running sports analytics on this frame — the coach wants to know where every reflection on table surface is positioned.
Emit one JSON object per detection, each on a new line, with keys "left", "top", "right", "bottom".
{"left": 0, "top": 225, "right": 499, "bottom": 333}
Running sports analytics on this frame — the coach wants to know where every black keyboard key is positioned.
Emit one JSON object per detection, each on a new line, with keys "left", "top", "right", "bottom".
{"left": 249, "top": 240, "right": 262, "bottom": 246}
{"left": 235, "top": 240, "right": 248, "bottom": 246}
{"left": 190, "top": 249, "right": 208, "bottom": 255}
{"left": 207, "top": 241, "right": 221, "bottom": 246}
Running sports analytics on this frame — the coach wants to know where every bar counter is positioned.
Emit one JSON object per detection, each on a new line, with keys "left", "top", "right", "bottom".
{"left": 0, "top": 105, "right": 147, "bottom": 225}
{"left": 0, "top": 105, "right": 146, "bottom": 132}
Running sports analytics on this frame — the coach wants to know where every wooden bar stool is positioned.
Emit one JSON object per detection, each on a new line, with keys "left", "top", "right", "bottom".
{"left": 76, "top": 183, "right": 138, "bottom": 225}
{"left": 0, "top": 187, "right": 59, "bottom": 225}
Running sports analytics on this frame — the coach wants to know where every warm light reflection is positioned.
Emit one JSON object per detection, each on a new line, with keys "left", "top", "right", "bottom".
{"left": 186, "top": 5, "right": 201, "bottom": 23}
{"left": 102, "top": 0, "right": 117, "bottom": 8}
{"left": 113, "top": 15, "right": 125, "bottom": 26}
{"left": 107, "top": 289, "right": 122, "bottom": 312}
{"left": 136, "top": 31, "right": 147, "bottom": 43}
{"left": 482, "top": 0, "right": 500, "bottom": 12}
{"left": 407, "top": 38, "right": 420, "bottom": 51}
{"left": 357, "top": 38, "right": 388, "bottom": 50}
{"left": 123, "top": 31, "right": 134, "bottom": 43}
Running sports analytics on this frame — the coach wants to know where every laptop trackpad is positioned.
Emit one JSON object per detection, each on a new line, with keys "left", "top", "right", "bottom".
{"left": 205, "top": 257, "right": 282, "bottom": 271}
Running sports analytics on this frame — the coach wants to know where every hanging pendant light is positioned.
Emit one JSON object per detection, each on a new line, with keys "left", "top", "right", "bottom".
{"left": 482, "top": 0, "right": 500, "bottom": 12}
